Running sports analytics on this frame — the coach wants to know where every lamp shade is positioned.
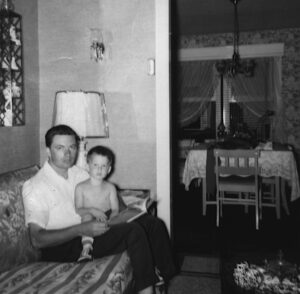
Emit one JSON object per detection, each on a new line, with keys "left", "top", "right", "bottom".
{"left": 53, "top": 91, "right": 109, "bottom": 138}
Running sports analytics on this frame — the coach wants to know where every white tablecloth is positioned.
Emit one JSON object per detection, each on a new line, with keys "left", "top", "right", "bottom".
{"left": 182, "top": 149, "right": 300, "bottom": 201}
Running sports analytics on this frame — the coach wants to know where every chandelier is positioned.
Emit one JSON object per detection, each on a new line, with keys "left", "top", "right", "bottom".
{"left": 218, "top": 0, "right": 255, "bottom": 78}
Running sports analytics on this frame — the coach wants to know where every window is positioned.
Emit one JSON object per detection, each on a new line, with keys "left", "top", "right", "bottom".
{"left": 178, "top": 44, "right": 284, "bottom": 142}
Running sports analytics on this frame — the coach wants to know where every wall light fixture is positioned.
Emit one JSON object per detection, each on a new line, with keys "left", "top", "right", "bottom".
{"left": 90, "top": 28, "right": 105, "bottom": 62}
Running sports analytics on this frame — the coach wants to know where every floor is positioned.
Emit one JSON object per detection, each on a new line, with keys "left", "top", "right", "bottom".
{"left": 167, "top": 274, "right": 221, "bottom": 294}
{"left": 172, "top": 180, "right": 300, "bottom": 261}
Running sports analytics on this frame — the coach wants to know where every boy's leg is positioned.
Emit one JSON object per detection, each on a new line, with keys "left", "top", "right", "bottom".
{"left": 82, "top": 235, "right": 94, "bottom": 249}
{"left": 92, "top": 222, "right": 156, "bottom": 292}
{"left": 78, "top": 235, "right": 94, "bottom": 262}
{"left": 77, "top": 215, "right": 94, "bottom": 261}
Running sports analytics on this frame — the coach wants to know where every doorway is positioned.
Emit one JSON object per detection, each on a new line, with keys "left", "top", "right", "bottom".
{"left": 171, "top": 44, "right": 285, "bottom": 255}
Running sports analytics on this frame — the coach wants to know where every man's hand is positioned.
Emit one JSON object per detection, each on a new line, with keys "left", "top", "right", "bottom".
{"left": 81, "top": 220, "right": 110, "bottom": 237}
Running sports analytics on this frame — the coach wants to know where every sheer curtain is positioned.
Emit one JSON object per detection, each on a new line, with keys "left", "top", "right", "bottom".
{"left": 177, "top": 57, "right": 284, "bottom": 142}
{"left": 229, "top": 57, "right": 284, "bottom": 142}
{"left": 177, "top": 60, "right": 218, "bottom": 127}
{"left": 230, "top": 58, "right": 270, "bottom": 117}
{"left": 271, "top": 57, "right": 285, "bottom": 143}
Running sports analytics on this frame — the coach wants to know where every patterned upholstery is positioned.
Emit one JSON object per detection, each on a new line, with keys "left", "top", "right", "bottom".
{"left": 0, "top": 166, "right": 134, "bottom": 293}
{"left": 0, "top": 165, "right": 40, "bottom": 273}
{"left": 0, "top": 253, "right": 133, "bottom": 294}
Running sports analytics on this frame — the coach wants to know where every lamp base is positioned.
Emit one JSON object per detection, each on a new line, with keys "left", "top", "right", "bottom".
{"left": 76, "top": 138, "right": 87, "bottom": 170}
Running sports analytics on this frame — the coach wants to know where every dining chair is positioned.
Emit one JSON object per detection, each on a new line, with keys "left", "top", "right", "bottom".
{"left": 214, "top": 149, "right": 260, "bottom": 230}
{"left": 260, "top": 176, "right": 290, "bottom": 218}
{"left": 260, "top": 177, "right": 280, "bottom": 219}
{"left": 202, "top": 148, "right": 216, "bottom": 215}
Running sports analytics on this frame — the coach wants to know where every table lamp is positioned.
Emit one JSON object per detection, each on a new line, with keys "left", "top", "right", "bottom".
{"left": 52, "top": 91, "right": 109, "bottom": 169}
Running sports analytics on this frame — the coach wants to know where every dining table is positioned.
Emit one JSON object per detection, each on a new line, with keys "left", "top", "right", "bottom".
{"left": 182, "top": 145, "right": 300, "bottom": 215}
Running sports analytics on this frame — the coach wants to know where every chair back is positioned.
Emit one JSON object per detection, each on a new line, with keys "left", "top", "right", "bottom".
{"left": 214, "top": 149, "right": 260, "bottom": 178}
{"left": 214, "top": 149, "right": 261, "bottom": 229}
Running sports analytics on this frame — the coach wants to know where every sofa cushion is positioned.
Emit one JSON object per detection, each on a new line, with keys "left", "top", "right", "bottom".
{"left": 0, "top": 165, "right": 41, "bottom": 273}
{"left": 0, "top": 252, "right": 133, "bottom": 294}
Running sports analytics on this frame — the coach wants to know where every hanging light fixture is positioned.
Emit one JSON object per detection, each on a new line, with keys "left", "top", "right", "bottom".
{"left": 215, "top": 0, "right": 255, "bottom": 140}
{"left": 222, "top": 0, "right": 256, "bottom": 78}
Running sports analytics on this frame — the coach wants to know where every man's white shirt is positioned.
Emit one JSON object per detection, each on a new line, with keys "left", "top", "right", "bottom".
{"left": 22, "top": 161, "right": 89, "bottom": 230}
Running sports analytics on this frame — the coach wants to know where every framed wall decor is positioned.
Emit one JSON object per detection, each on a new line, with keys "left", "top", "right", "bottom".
{"left": 0, "top": 5, "right": 24, "bottom": 127}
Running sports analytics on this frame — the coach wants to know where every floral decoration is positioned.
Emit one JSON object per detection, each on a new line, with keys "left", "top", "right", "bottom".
{"left": 234, "top": 260, "right": 300, "bottom": 294}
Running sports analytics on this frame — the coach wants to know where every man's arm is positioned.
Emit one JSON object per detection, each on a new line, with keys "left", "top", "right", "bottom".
{"left": 29, "top": 221, "right": 109, "bottom": 248}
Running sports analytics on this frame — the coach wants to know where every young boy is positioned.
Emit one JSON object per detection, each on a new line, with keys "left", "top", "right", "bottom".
{"left": 74, "top": 145, "right": 176, "bottom": 288}
{"left": 75, "top": 145, "right": 119, "bottom": 262}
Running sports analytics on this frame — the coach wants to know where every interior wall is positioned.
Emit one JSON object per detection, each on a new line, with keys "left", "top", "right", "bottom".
{"left": 0, "top": 0, "right": 39, "bottom": 174}
{"left": 38, "top": 0, "right": 157, "bottom": 194}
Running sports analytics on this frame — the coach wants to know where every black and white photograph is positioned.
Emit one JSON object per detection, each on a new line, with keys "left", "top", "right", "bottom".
{"left": 0, "top": 0, "right": 300, "bottom": 293}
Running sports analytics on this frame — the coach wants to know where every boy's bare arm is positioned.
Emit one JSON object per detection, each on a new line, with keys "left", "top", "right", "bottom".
{"left": 75, "top": 184, "right": 94, "bottom": 218}
{"left": 109, "top": 183, "right": 119, "bottom": 219}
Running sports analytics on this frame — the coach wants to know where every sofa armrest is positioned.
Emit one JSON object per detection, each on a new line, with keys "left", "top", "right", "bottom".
{"left": 0, "top": 165, "right": 40, "bottom": 273}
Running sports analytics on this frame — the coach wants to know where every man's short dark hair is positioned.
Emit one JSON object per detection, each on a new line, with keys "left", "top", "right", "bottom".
{"left": 87, "top": 145, "right": 114, "bottom": 166}
{"left": 45, "top": 125, "right": 80, "bottom": 147}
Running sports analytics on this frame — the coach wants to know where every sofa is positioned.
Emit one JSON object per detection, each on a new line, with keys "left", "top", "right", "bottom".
{"left": 0, "top": 165, "right": 134, "bottom": 294}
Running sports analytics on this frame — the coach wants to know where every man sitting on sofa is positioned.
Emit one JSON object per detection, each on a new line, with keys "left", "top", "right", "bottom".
{"left": 22, "top": 124, "right": 176, "bottom": 294}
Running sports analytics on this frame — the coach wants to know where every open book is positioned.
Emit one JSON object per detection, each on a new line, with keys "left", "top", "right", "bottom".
{"left": 109, "top": 196, "right": 154, "bottom": 225}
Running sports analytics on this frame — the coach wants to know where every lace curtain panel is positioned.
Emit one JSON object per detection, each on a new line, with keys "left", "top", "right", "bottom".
{"left": 229, "top": 57, "right": 284, "bottom": 142}
{"left": 177, "top": 57, "right": 284, "bottom": 142}
{"left": 177, "top": 60, "right": 218, "bottom": 127}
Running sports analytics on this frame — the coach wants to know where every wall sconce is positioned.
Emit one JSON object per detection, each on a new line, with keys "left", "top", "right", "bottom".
{"left": 90, "top": 28, "right": 105, "bottom": 62}
{"left": 53, "top": 91, "right": 109, "bottom": 169}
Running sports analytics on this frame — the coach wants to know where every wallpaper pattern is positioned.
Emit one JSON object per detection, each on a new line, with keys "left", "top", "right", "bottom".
{"left": 180, "top": 28, "right": 300, "bottom": 151}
